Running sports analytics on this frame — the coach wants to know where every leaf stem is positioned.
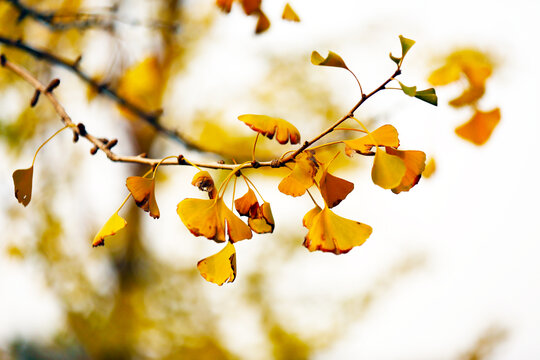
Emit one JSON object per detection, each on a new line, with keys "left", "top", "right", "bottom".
{"left": 31, "top": 125, "right": 69, "bottom": 167}
{"left": 252, "top": 133, "right": 260, "bottom": 163}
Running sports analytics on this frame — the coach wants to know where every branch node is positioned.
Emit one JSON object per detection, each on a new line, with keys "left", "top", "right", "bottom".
{"left": 251, "top": 160, "right": 260, "bottom": 168}
{"left": 138, "top": 152, "right": 147, "bottom": 158}
{"left": 105, "top": 138, "right": 118, "bottom": 150}
{"left": 73, "top": 132, "right": 79, "bottom": 143}
{"left": 30, "top": 90, "right": 41, "bottom": 107}
{"left": 270, "top": 159, "right": 281, "bottom": 168}
{"left": 217, "top": 160, "right": 225, "bottom": 165}
{"left": 90, "top": 145, "right": 98, "bottom": 155}
{"left": 177, "top": 154, "right": 188, "bottom": 165}
{"left": 45, "top": 78, "right": 60, "bottom": 92}
{"left": 76, "top": 123, "right": 87, "bottom": 136}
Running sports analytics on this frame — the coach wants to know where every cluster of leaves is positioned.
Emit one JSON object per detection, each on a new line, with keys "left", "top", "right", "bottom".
{"left": 429, "top": 49, "right": 500, "bottom": 145}
{"left": 216, "top": 0, "right": 300, "bottom": 33}
{"left": 12, "top": 36, "right": 437, "bottom": 286}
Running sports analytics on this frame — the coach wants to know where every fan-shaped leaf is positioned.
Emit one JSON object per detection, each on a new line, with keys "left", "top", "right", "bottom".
{"left": 455, "top": 108, "right": 500, "bottom": 145}
{"left": 92, "top": 212, "right": 127, "bottom": 247}
{"left": 197, "top": 242, "right": 237, "bottom": 286}
{"left": 311, "top": 51, "right": 349, "bottom": 70}
{"left": 399, "top": 35, "right": 415, "bottom": 58}
{"left": 372, "top": 148, "right": 406, "bottom": 189}
{"left": 282, "top": 3, "right": 300, "bottom": 22}
{"left": 126, "top": 176, "right": 160, "bottom": 219}
{"left": 278, "top": 151, "right": 319, "bottom": 197}
{"left": 386, "top": 148, "right": 426, "bottom": 194}
{"left": 255, "top": 10, "right": 270, "bottom": 34}
{"left": 415, "top": 88, "right": 438, "bottom": 106}
{"left": 234, "top": 188, "right": 258, "bottom": 217}
{"left": 238, "top": 114, "right": 301, "bottom": 145}
{"left": 344, "top": 124, "right": 400, "bottom": 156}
{"left": 319, "top": 169, "right": 354, "bottom": 208}
{"left": 248, "top": 202, "right": 274, "bottom": 234}
{"left": 399, "top": 82, "right": 417, "bottom": 96}
{"left": 13, "top": 166, "right": 33, "bottom": 207}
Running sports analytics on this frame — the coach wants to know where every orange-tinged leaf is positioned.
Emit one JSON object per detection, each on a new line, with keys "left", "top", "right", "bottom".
{"left": 423, "top": 157, "right": 436, "bottom": 178}
{"left": 311, "top": 51, "right": 349, "bottom": 70}
{"left": 303, "top": 206, "right": 372, "bottom": 254}
{"left": 92, "top": 212, "right": 127, "bottom": 247}
{"left": 386, "top": 148, "right": 426, "bottom": 194}
{"left": 282, "top": 3, "right": 300, "bottom": 22}
{"left": 241, "top": 0, "right": 260, "bottom": 15}
{"left": 344, "top": 124, "right": 400, "bottom": 156}
{"left": 197, "top": 242, "right": 237, "bottom": 286}
{"left": 455, "top": 108, "right": 500, "bottom": 145}
{"left": 449, "top": 85, "right": 485, "bottom": 107}
{"left": 216, "top": 0, "right": 234, "bottom": 13}
{"left": 255, "top": 10, "right": 270, "bottom": 34}
{"left": 126, "top": 176, "right": 160, "bottom": 219}
{"left": 248, "top": 202, "right": 274, "bottom": 234}
{"left": 177, "top": 197, "right": 252, "bottom": 243}
{"left": 319, "top": 169, "right": 354, "bottom": 208}
{"left": 13, "top": 166, "right": 33, "bottom": 207}
{"left": 234, "top": 188, "right": 258, "bottom": 217}
{"left": 371, "top": 148, "right": 406, "bottom": 189}
{"left": 192, "top": 171, "right": 217, "bottom": 199}
{"left": 238, "top": 114, "right": 300, "bottom": 144}
{"left": 278, "top": 151, "right": 319, "bottom": 197}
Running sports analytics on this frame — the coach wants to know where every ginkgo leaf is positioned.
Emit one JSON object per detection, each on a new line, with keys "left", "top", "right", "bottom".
{"left": 311, "top": 51, "right": 349, "bottom": 70}
{"left": 414, "top": 88, "right": 438, "bottom": 106}
{"left": 455, "top": 108, "right": 500, "bottom": 145}
{"left": 343, "top": 124, "right": 400, "bottom": 156}
{"left": 192, "top": 171, "right": 217, "bottom": 199}
{"left": 92, "top": 212, "right": 127, "bottom": 247}
{"left": 216, "top": 0, "right": 234, "bottom": 13}
{"left": 399, "top": 82, "right": 417, "bottom": 96}
{"left": 302, "top": 206, "right": 372, "bottom": 254}
{"left": 428, "top": 64, "right": 461, "bottom": 86}
{"left": 449, "top": 86, "right": 484, "bottom": 107}
{"left": 385, "top": 148, "right": 426, "bottom": 194}
{"left": 319, "top": 169, "right": 354, "bottom": 208}
{"left": 238, "top": 114, "right": 301, "bottom": 145}
{"left": 278, "top": 151, "right": 319, "bottom": 197}
{"left": 282, "top": 3, "right": 300, "bottom": 22}
{"left": 177, "top": 197, "right": 252, "bottom": 243}
{"left": 241, "top": 0, "right": 260, "bottom": 15}
{"left": 197, "top": 242, "right": 236, "bottom": 286}
{"left": 126, "top": 176, "right": 160, "bottom": 219}
{"left": 399, "top": 35, "right": 415, "bottom": 58}
{"left": 248, "top": 202, "right": 274, "bottom": 234}
{"left": 13, "top": 166, "right": 33, "bottom": 207}
{"left": 371, "top": 148, "right": 406, "bottom": 189}
{"left": 389, "top": 52, "right": 401, "bottom": 66}
{"left": 255, "top": 10, "right": 270, "bottom": 34}
{"left": 234, "top": 188, "right": 258, "bottom": 217}
{"left": 423, "top": 157, "right": 436, "bottom": 178}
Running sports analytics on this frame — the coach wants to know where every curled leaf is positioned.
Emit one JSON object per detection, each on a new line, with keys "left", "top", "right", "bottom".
{"left": 238, "top": 114, "right": 301, "bottom": 145}
{"left": 126, "top": 176, "right": 160, "bottom": 219}
{"left": 399, "top": 82, "right": 417, "bottom": 96}
{"left": 92, "top": 212, "right": 127, "bottom": 247}
{"left": 343, "top": 124, "right": 400, "bottom": 156}
{"left": 234, "top": 188, "right": 258, "bottom": 217}
{"left": 449, "top": 86, "right": 483, "bottom": 107}
{"left": 282, "top": 3, "right": 300, "bottom": 22}
{"left": 386, "top": 148, "right": 426, "bottom": 194}
{"left": 311, "top": 51, "right": 349, "bottom": 70}
{"left": 197, "top": 242, "right": 237, "bottom": 286}
{"left": 371, "top": 148, "right": 406, "bottom": 189}
{"left": 255, "top": 10, "right": 270, "bottom": 34}
{"left": 13, "top": 166, "right": 33, "bottom": 207}
{"left": 248, "top": 202, "right": 274, "bottom": 234}
{"left": 319, "top": 168, "right": 354, "bottom": 208}
{"left": 415, "top": 88, "right": 438, "bottom": 106}
{"left": 455, "top": 108, "right": 500, "bottom": 145}
{"left": 192, "top": 171, "right": 217, "bottom": 199}
{"left": 177, "top": 197, "right": 252, "bottom": 243}
{"left": 303, "top": 206, "right": 372, "bottom": 254}
{"left": 278, "top": 151, "right": 319, "bottom": 197}
{"left": 399, "top": 35, "right": 415, "bottom": 58}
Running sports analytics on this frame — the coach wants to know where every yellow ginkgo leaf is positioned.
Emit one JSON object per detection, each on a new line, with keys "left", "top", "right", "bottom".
{"left": 197, "top": 242, "right": 237, "bottom": 286}
{"left": 216, "top": 0, "right": 234, "bottom": 13}
{"left": 282, "top": 3, "right": 300, "bottom": 22}
{"left": 310, "top": 51, "right": 349, "bottom": 70}
{"left": 449, "top": 85, "right": 485, "bottom": 108}
{"left": 319, "top": 168, "right": 354, "bottom": 208}
{"left": 126, "top": 176, "right": 160, "bottom": 219}
{"left": 455, "top": 108, "right": 500, "bottom": 146}
{"left": 423, "top": 157, "right": 436, "bottom": 178}
{"left": 192, "top": 171, "right": 217, "bottom": 199}
{"left": 385, "top": 148, "right": 426, "bottom": 194}
{"left": 303, "top": 206, "right": 372, "bottom": 254}
{"left": 92, "top": 212, "right": 127, "bottom": 247}
{"left": 177, "top": 197, "right": 252, "bottom": 243}
{"left": 255, "top": 10, "right": 270, "bottom": 34}
{"left": 13, "top": 166, "right": 33, "bottom": 207}
{"left": 371, "top": 148, "right": 406, "bottom": 189}
{"left": 343, "top": 124, "right": 400, "bottom": 156}
{"left": 248, "top": 202, "right": 274, "bottom": 234}
{"left": 278, "top": 151, "right": 319, "bottom": 197}
{"left": 428, "top": 64, "right": 461, "bottom": 86}
{"left": 238, "top": 114, "right": 301, "bottom": 145}
{"left": 234, "top": 188, "right": 258, "bottom": 217}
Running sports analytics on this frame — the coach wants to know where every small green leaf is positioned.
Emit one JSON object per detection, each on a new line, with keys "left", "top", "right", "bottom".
{"left": 389, "top": 52, "right": 401, "bottom": 65}
{"left": 311, "top": 51, "right": 349, "bottom": 70}
{"left": 399, "top": 82, "right": 417, "bottom": 96}
{"left": 399, "top": 35, "right": 415, "bottom": 58}
{"left": 414, "top": 88, "right": 438, "bottom": 106}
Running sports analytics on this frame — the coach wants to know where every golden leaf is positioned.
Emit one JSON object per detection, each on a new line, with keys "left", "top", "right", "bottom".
{"left": 385, "top": 148, "right": 426, "bottom": 194}
{"left": 455, "top": 108, "right": 500, "bottom": 145}
{"left": 303, "top": 206, "right": 372, "bottom": 254}
{"left": 449, "top": 85, "right": 485, "bottom": 108}
{"left": 92, "top": 212, "right": 127, "bottom": 247}
{"left": 282, "top": 3, "right": 300, "bottom": 22}
{"left": 234, "top": 188, "right": 258, "bottom": 217}
{"left": 248, "top": 202, "right": 274, "bottom": 234}
{"left": 278, "top": 151, "right": 319, "bottom": 197}
{"left": 343, "top": 124, "right": 400, "bottom": 156}
{"left": 423, "top": 157, "right": 436, "bottom": 178}
{"left": 319, "top": 168, "right": 354, "bottom": 208}
{"left": 126, "top": 176, "right": 160, "bottom": 219}
{"left": 177, "top": 197, "right": 252, "bottom": 243}
{"left": 192, "top": 171, "right": 217, "bottom": 199}
{"left": 371, "top": 148, "right": 406, "bottom": 189}
{"left": 197, "top": 242, "right": 237, "bottom": 286}
{"left": 310, "top": 51, "right": 348, "bottom": 70}
{"left": 13, "top": 166, "right": 33, "bottom": 207}
{"left": 238, "top": 114, "right": 301, "bottom": 145}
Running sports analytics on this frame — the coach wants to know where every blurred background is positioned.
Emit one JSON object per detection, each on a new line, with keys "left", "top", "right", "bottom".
{"left": 0, "top": 0, "right": 539, "bottom": 359}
